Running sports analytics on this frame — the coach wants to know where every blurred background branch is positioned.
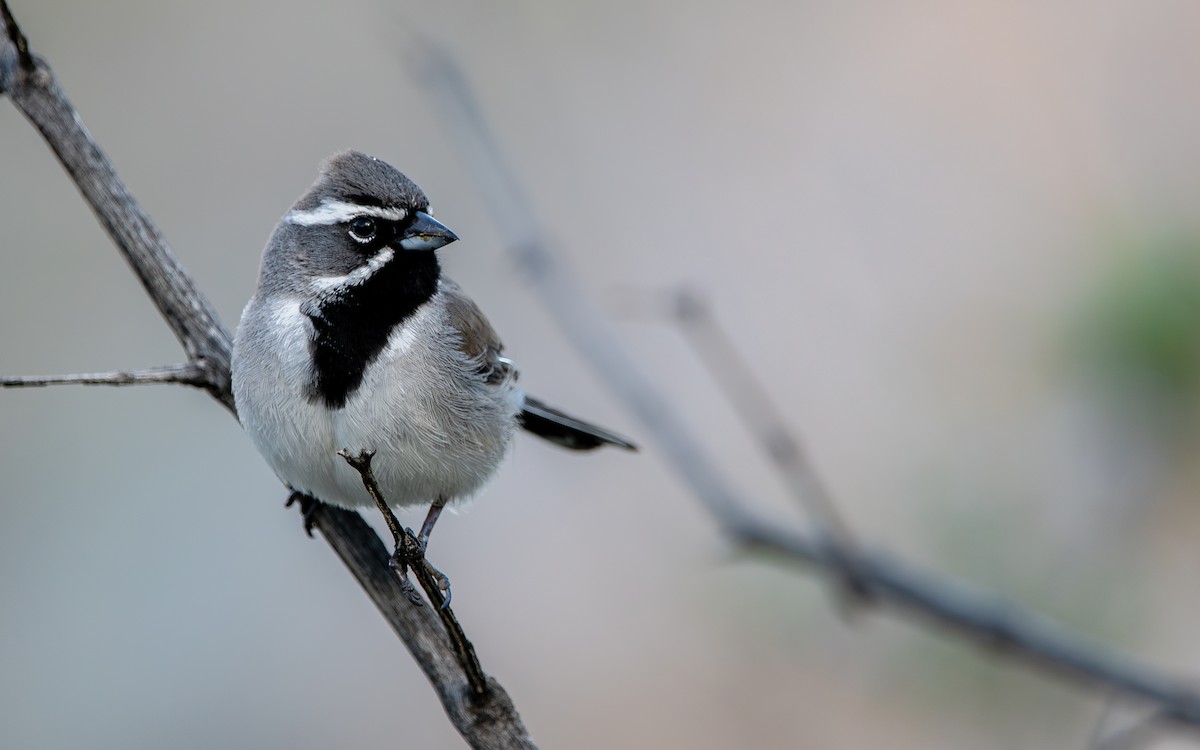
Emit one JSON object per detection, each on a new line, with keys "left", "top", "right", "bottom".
{"left": 412, "top": 42, "right": 1200, "bottom": 739}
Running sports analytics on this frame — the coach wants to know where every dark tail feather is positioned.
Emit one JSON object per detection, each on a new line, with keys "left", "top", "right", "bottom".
{"left": 519, "top": 395, "right": 638, "bottom": 451}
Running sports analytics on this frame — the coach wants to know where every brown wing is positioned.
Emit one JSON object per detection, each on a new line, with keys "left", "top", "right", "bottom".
{"left": 440, "top": 280, "right": 637, "bottom": 451}
{"left": 439, "top": 277, "right": 515, "bottom": 385}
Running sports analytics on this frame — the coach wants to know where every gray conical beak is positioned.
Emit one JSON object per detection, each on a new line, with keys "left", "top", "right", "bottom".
{"left": 398, "top": 211, "right": 458, "bottom": 251}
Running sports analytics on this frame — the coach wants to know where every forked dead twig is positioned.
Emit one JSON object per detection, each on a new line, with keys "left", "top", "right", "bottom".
{"left": 338, "top": 449, "right": 488, "bottom": 696}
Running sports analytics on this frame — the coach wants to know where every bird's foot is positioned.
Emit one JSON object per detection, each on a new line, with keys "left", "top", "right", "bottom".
{"left": 415, "top": 531, "right": 453, "bottom": 609}
{"left": 388, "top": 528, "right": 452, "bottom": 608}
{"left": 388, "top": 527, "right": 427, "bottom": 606}
{"left": 427, "top": 563, "right": 452, "bottom": 610}
{"left": 285, "top": 491, "right": 320, "bottom": 537}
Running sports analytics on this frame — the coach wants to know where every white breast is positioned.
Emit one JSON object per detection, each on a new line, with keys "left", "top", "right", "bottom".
{"left": 232, "top": 293, "right": 521, "bottom": 511}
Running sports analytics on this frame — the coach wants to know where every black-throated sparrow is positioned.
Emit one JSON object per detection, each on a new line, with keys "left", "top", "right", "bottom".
{"left": 232, "top": 150, "right": 634, "bottom": 594}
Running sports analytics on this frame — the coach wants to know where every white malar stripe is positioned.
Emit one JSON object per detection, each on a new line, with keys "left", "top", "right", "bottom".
{"left": 286, "top": 199, "right": 409, "bottom": 226}
{"left": 311, "top": 247, "right": 395, "bottom": 291}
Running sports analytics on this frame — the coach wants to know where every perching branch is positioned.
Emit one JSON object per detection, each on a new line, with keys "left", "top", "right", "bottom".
{"left": 0, "top": 9, "right": 231, "bottom": 412}
{"left": 0, "top": 4, "right": 535, "bottom": 748}
{"left": 412, "top": 42, "right": 1200, "bottom": 734}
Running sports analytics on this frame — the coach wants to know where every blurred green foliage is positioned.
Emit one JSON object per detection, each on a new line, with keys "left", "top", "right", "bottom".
{"left": 1069, "top": 232, "right": 1200, "bottom": 424}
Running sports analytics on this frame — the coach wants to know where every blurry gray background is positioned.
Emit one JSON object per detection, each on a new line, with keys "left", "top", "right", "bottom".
{"left": 4, "top": 1, "right": 1200, "bottom": 748}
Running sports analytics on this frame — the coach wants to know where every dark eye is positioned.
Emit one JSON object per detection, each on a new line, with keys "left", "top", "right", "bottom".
{"left": 348, "top": 217, "right": 377, "bottom": 243}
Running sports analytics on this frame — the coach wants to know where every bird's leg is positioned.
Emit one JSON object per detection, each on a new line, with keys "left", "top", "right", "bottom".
{"left": 418, "top": 497, "right": 446, "bottom": 550}
{"left": 388, "top": 531, "right": 428, "bottom": 606}
{"left": 285, "top": 491, "right": 321, "bottom": 537}
{"left": 415, "top": 497, "right": 452, "bottom": 606}
{"left": 335, "top": 449, "right": 423, "bottom": 605}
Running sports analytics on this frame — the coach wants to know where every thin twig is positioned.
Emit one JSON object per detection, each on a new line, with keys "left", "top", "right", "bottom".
{"left": 338, "top": 449, "right": 424, "bottom": 606}
{"left": 338, "top": 449, "right": 489, "bottom": 696}
{"left": 412, "top": 42, "right": 1200, "bottom": 731}
{"left": 338, "top": 449, "right": 407, "bottom": 550}
{"left": 669, "top": 289, "right": 870, "bottom": 603}
{"left": 0, "top": 6, "right": 534, "bottom": 747}
{"left": 669, "top": 290, "right": 851, "bottom": 538}
{"left": 1, "top": 363, "right": 211, "bottom": 389}
{"left": 0, "top": 4, "right": 232, "bottom": 411}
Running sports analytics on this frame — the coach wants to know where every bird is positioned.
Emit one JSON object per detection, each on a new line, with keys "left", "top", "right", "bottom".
{"left": 231, "top": 150, "right": 635, "bottom": 601}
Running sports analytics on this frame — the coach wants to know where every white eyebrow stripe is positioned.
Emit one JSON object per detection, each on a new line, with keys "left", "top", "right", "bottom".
{"left": 285, "top": 199, "right": 409, "bottom": 226}
{"left": 310, "top": 247, "right": 395, "bottom": 292}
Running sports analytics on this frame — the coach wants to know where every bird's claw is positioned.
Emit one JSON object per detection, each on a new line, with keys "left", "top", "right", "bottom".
{"left": 387, "top": 527, "right": 425, "bottom": 606}
{"left": 429, "top": 564, "right": 452, "bottom": 610}
{"left": 387, "top": 549, "right": 424, "bottom": 606}
{"left": 285, "top": 492, "right": 319, "bottom": 537}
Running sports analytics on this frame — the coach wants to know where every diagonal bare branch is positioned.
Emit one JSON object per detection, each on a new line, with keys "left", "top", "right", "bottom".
{"left": 1, "top": 0, "right": 231, "bottom": 410}
{"left": 669, "top": 290, "right": 853, "bottom": 538}
{"left": 305, "top": 500, "right": 538, "bottom": 749}
{"left": 412, "top": 41, "right": 1200, "bottom": 732}
{"left": 668, "top": 289, "right": 870, "bottom": 604}
{"left": 1, "top": 363, "right": 211, "bottom": 389}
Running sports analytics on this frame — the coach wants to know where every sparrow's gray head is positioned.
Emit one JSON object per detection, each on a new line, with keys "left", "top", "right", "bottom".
{"left": 257, "top": 150, "right": 457, "bottom": 298}
{"left": 247, "top": 151, "right": 461, "bottom": 408}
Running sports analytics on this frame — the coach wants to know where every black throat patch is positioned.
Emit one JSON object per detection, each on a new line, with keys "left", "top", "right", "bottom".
{"left": 303, "top": 251, "right": 441, "bottom": 409}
